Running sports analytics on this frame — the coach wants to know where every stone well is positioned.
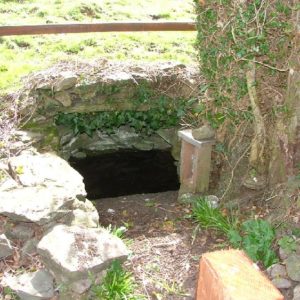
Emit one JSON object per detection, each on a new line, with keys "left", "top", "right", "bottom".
{"left": 18, "top": 60, "right": 201, "bottom": 197}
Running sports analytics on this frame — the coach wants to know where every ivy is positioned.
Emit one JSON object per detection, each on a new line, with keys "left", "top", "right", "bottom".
{"left": 194, "top": 0, "right": 294, "bottom": 129}
{"left": 55, "top": 97, "right": 192, "bottom": 136}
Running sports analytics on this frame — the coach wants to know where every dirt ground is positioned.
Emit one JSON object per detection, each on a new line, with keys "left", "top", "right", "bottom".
{"left": 95, "top": 191, "right": 221, "bottom": 300}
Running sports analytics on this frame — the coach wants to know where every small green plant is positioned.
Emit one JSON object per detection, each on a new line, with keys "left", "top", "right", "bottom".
{"left": 192, "top": 197, "right": 278, "bottom": 268}
{"left": 278, "top": 236, "right": 297, "bottom": 253}
{"left": 192, "top": 197, "right": 236, "bottom": 234}
{"left": 239, "top": 219, "right": 278, "bottom": 268}
{"left": 292, "top": 227, "right": 300, "bottom": 238}
{"left": 157, "top": 280, "right": 190, "bottom": 298}
{"left": 3, "top": 287, "right": 19, "bottom": 300}
{"left": 106, "top": 224, "right": 127, "bottom": 239}
{"left": 90, "top": 260, "right": 143, "bottom": 300}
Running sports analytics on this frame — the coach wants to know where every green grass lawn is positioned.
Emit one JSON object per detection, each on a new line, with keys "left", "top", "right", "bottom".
{"left": 0, "top": 0, "right": 197, "bottom": 93}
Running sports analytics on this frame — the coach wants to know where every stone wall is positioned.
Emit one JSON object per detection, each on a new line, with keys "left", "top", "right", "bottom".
{"left": 18, "top": 60, "right": 199, "bottom": 158}
{"left": 0, "top": 150, "right": 128, "bottom": 299}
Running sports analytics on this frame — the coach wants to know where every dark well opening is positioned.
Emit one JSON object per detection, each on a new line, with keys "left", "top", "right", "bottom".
{"left": 69, "top": 150, "right": 180, "bottom": 199}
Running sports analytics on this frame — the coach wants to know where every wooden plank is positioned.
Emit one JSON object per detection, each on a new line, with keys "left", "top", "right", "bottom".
{"left": 0, "top": 21, "right": 197, "bottom": 36}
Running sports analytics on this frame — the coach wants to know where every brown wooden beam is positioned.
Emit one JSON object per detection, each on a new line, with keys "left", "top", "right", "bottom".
{"left": 0, "top": 21, "right": 197, "bottom": 36}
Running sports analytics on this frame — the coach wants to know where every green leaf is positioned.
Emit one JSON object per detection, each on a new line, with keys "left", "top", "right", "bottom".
{"left": 228, "top": 229, "right": 242, "bottom": 248}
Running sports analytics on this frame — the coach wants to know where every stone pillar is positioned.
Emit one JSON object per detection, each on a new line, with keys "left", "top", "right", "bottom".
{"left": 196, "top": 250, "right": 283, "bottom": 300}
{"left": 178, "top": 129, "right": 214, "bottom": 196}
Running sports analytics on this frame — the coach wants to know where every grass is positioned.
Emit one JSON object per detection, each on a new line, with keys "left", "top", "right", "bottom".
{"left": 192, "top": 197, "right": 237, "bottom": 235}
{"left": 192, "top": 197, "right": 278, "bottom": 268}
{"left": 90, "top": 260, "right": 143, "bottom": 300}
{"left": 0, "top": 0, "right": 196, "bottom": 93}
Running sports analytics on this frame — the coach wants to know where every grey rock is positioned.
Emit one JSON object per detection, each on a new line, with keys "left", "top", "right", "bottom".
{"left": 70, "top": 278, "right": 92, "bottom": 294}
{"left": 21, "top": 238, "right": 39, "bottom": 258}
{"left": 0, "top": 186, "right": 76, "bottom": 225}
{"left": 59, "top": 126, "right": 171, "bottom": 158}
{"left": 61, "top": 199, "right": 99, "bottom": 228}
{"left": 286, "top": 254, "right": 300, "bottom": 281}
{"left": 293, "top": 284, "right": 300, "bottom": 300}
{"left": 103, "top": 71, "right": 132, "bottom": 82}
{"left": 178, "top": 193, "right": 198, "bottom": 204}
{"left": 0, "top": 176, "right": 19, "bottom": 192}
{"left": 3, "top": 269, "right": 54, "bottom": 300}
{"left": 279, "top": 247, "right": 289, "bottom": 261}
{"left": 0, "top": 234, "right": 13, "bottom": 258}
{"left": 14, "top": 130, "right": 43, "bottom": 144}
{"left": 54, "top": 91, "right": 72, "bottom": 107}
{"left": 6, "top": 223, "right": 34, "bottom": 241}
{"left": 271, "top": 278, "right": 292, "bottom": 289}
{"left": 8, "top": 152, "right": 86, "bottom": 197}
{"left": 72, "top": 151, "right": 87, "bottom": 159}
{"left": 242, "top": 175, "right": 267, "bottom": 190}
{"left": 267, "top": 263, "right": 287, "bottom": 279}
{"left": 70, "top": 270, "right": 106, "bottom": 294}
{"left": 37, "top": 224, "right": 128, "bottom": 283}
{"left": 192, "top": 125, "right": 215, "bottom": 141}
{"left": 0, "top": 161, "right": 19, "bottom": 192}
{"left": 206, "top": 195, "right": 220, "bottom": 209}
{"left": 157, "top": 128, "right": 177, "bottom": 145}
{"left": 53, "top": 71, "right": 77, "bottom": 91}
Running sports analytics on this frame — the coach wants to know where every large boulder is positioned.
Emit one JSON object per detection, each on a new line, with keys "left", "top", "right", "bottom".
{"left": 0, "top": 186, "right": 77, "bottom": 225}
{"left": 8, "top": 152, "right": 85, "bottom": 197}
{"left": 37, "top": 224, "right": 128, "bottom": 283}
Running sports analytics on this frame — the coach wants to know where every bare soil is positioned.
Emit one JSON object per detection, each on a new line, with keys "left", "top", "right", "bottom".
{"left": 95, "top": 191, "right": 221, "bottom": 299}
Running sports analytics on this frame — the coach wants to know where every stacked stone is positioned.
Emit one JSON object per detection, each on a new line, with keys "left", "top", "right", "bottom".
{"left": 0, "top": 151, "right": 128, "bottom": 299}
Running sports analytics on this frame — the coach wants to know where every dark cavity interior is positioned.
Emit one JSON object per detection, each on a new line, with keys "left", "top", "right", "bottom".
{"left": 69, "top": 150, "right": 180, "bottom": 199}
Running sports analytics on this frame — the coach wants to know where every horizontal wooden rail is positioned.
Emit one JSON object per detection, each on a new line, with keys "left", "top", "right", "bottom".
{"left": 0, "top": 21, "right": 197, "bottom": 36}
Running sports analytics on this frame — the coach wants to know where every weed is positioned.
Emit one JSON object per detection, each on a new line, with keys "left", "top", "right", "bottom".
{"left": 192, "top": 197, "right": 236, "bottom": 235}
{"left": 90, "top": 260, "right": 143, "bottom": 300}
{"left": 192, "top": 197, "right": 278, "bottom": 268}
{"left": 3, "top": 287, "right": 19, "bottom": 300}
{"left": 240, "top": 219, "right": 278, "bottom": 268}
{"left": 292, "top": 227, "right": 300, "bottom": 238}
{"left": 106, "top": 224, "right": 127, "bottom": 239}
{"left": 278, "top": 236, "right": 297, "bottom": 253}
{"left": 158, "top": 280, "right": 190, "bottom": 297}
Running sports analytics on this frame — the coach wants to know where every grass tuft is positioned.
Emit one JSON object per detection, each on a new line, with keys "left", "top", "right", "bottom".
{"left": 192, "top": 197, "right": 236, "bottom": 235}
{"left": 90, "top": 260, "right": 143, "bottom": 300}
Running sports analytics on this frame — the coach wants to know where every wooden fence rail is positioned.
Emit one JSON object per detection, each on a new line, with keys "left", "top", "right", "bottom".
{"left": 0, "top": 21, "right": 197, "bottom": 36}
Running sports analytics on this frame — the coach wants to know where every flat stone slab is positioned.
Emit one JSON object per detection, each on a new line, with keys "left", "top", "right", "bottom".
{"left": 3, "top": 269, "right": 54, "bottom": 300}
{"left": 9, "top": 152, "right": 85, "bottom": 197}
{"left": 0, "top": 187, "right": 76, "bottom": 225}
{"left": 178, "top": 129, "right": 215, "bottom": 147}
{"left": 37, "top": 224, "right": 129, "bottom": 282}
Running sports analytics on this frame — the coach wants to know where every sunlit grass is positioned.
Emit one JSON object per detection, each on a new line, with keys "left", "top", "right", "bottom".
{"left": 0, "top": 0, "right": 196, "bottom": 93}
